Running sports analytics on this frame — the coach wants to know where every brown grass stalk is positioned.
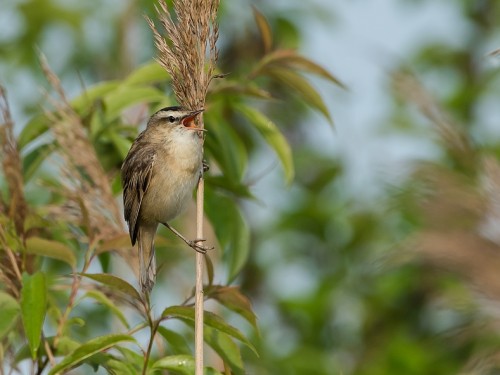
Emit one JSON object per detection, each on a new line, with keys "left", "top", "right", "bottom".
{"left": 147, "top": 1, "right": 220, "bottom": 373}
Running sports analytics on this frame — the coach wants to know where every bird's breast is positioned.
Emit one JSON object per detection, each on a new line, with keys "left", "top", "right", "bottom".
{"left": 141, "top": 138, "right": 202, "bottom": 224}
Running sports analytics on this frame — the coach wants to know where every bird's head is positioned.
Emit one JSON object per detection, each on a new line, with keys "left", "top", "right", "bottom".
{"left": 148, "top": 106, "right": 204, "bottom": 131}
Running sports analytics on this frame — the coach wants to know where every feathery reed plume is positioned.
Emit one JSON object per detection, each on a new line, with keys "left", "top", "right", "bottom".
{"left": 146, "top": 0, "right": 219, "bottom": 110}
{"left": 39, "top": 56, "right": 136, "bottom": 268}
{"left": 393, "top": 73, "right": 500, "bottom": 301}
{"left": 0, "top": 87, "right": 26, "bottom": 297}
{"left": 0, "top": 86, "right": 28, "bottom": 236}
{"left": 391, "top": 71, "right": 475, "bottom": 168}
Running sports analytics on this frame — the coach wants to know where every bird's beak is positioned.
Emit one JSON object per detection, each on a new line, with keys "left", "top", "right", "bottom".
{"left": 182, "top": 109, "right": 204, "bottom": 129}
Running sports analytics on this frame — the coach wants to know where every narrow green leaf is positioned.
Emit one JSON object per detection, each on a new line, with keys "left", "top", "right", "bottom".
{"left": 109, "top": 131, "right": 133, "bottom": 159}
{"left": 252, "top": 6, "right": 273, "bottom": 53}
{"left": 264, "top": 67, "right": 334, "bottom": 125}
{"left": 20, "top": 271, "right": 47, "bottom": 359}
{"left": 205, "top": 110, "right": 248, "bottom": 182}
{"left": 96, "top": 233, "right": 131, "bottom": 254}
{"left": 151, "top": 354, "right": 195, "bottom": 375}
{"left": 151, "top": 354, "right": 223, "bottom": 375}
{"left": 48, "top": 334, "right": 135, "bottom": 375}
{"left": 204, "top": 326, "right": 244, "bottom": 375}
{"left": 256, "top": 49, "right": 346, "bottom": 88}
{"left": 205, "top": 190, "right": 250, "bottom": 282}
{"left": 18, "top": 114, "right": 49, "bottom": 149}
{"left": 91, "top": 352, "right": 139, "bottom": 375}
{"left": 104, "top": 86, "right": 166, "bottom": 121}
{"left": 25, "top": 237, "right": 76, "bottom": 269}
{"left": 80, "top": 273, "right": 141, "bottom": 302}
{"left": 205, "top": 255, "right": 215, "bottom": 287}
{"left": 157, "top": 326, "right": 191, "bottom": 355}
{"left": 124, "top": 61, "right": 169, "bottom": 85}
{"left": 161, "top": 306, "right": 257, "bottom": 355}
{"left": 71, "top": 81, "right": 120, "bottom": 113}
{"left": 80, "top": 290, "right": 130, "bottom": 328}
{"left": 0, "top": 291, "right": 20, "bottom": 339}
{"left": 22, "top": 143, "right": 54, "bottom": 182}
{"left": 210, "top": 81, "right": 273, "bottom": 99}
{"left": 236, "top": 104, "right": 294, "bottom": 183}
{"left": 204, "top": 175, "right": 254, "bottom": 198}
{"left": 209, "top": 286, "right": 257, "bottom": 329}
{"left": 13, "top": 336, "right": 80, "bottom": 365}
{"left": 115, "top": 346, "right": 144, "bottom": 372}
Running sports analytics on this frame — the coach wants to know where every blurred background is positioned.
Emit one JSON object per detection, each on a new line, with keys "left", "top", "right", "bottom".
{"left": 2, "top": 0, "right": 500, "bottom": 374}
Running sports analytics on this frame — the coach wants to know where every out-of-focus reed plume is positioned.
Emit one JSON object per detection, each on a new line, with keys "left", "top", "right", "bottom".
{"left": 39, "top": 55, "right": 136, "bottom": 269}
{"left": 0, "top": 87, "right": 26, "bottom": 297}
{"left": 0, "top": 86, "right": 28, "bottom": 236}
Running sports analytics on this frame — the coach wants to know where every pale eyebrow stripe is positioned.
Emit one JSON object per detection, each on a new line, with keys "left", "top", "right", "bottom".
{"left": 156, "top": 112, "right": 179, "bottom": 120}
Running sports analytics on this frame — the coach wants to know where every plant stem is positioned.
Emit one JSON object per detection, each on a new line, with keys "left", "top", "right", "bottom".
{"left": 142, "top": 317, "right": 159, "bottom": 375}
{"left": 195, "top": 174, "right": 205, "bottom": 375}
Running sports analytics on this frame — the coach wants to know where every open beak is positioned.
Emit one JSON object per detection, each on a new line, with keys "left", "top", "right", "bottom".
{"left": 181, "top": 109, "right": 204, "bottom": 129}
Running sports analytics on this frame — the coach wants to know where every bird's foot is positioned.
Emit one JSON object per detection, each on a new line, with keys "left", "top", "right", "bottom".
{"left": 161, "top": 222, "right": 214, "bottom": 254}
{"left": 202, "top": 160, "right": 209, "bottom": 173}
{"left": 187, "top": 238, "right": 214, "bottom": 254}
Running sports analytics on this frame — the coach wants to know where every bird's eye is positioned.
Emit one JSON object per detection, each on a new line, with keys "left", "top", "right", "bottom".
{"left": 168, "top": 116, "right": 175, "bottom": 123}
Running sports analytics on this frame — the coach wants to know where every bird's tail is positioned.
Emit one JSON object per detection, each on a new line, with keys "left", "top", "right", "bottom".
{"left": 138, "top": 225, "right": 157, "bottom": 294}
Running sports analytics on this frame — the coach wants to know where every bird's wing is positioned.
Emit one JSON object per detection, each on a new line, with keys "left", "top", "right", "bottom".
{"left": 122, "top": 138, "right": 156, "bottom": 246}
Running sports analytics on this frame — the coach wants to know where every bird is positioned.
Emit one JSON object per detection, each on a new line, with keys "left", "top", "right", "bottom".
{"left": 121, "top": 106, "right": 208, "bottom": 294}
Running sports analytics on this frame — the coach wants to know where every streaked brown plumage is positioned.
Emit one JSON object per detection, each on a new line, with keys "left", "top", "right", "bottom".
{"left": 121, "top": 106, "right": 204, "bottom": 293}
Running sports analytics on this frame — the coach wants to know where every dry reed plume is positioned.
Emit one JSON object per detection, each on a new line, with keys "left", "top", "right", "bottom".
{"left": 0, "top": 87, "right": 26, "bottom": 297}
{"left": 0, "top": 86, "right": 28, "bottom": 236}
{"left": 146, "top": 0, "right": 219, "bottom": 111}
{"left": 39, "top": 56, "right": 135, "bottom": 267}
{"left": 393, "top": 71, "right": 500, "bottom": 300}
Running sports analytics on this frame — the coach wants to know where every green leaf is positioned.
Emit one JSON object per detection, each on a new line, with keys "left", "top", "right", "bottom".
{"left": 124, "top": 61, "right": 169, "bottom": 86}
{"left": 13, "top": 336, "right": 80, "bottom": 365}
{"left": 115, "top": 346, "right": 144, "bottom": 372}
{"left": 256, "top": 49, "right": 346, "bottom": 89}
{"left": 48, "top": 334, "right": 135, "bottom": 375}
{"left": 205, "top": 255, "right": 215, "bottom": 287}
{"left": 91, "top": 352, "right": 139, "bottom": 375}
{"left": 151, "top": 355, "right": 194, "bottom": 375}
{"left": 80, "top": 290, "right": 130, "bottom": 328}
{"left": 205, "top": 110, "right": 248, "bottom": 182}
{"left": 161, "top": 306, "right": 257, "bottom": 355}
{"left": 25, "top": 237, "right": 77, "bottom": 269}
{"left": 80, "top": 273, "right": 141, "bottom": 302}
{"left": 71, "top": 81, "right": 120, "bottom": 113}
{"left": 204, "top": 175, "right": 254, "bottom": 199}
{"left": 205, "top": 190, "right": 250, "bottom": 282}
{"left": 204, "top": 326, "right": 244, "bottom": 375}
{"left": 151, "top": 354, "right": 223, "bottom": 375}
{"left": 22, "top": 143, "right": 54, "bottom": 182}
{"left": 96, "top": 233, "right": 132, "bottom": 254}
{"left": 157, "top": 326, "right": 191, "bottom": 355}
{"left": 109, "top": 131, "right": 132, "bottom": 159}
{"left": 18, "top": 114, "right": 49, "bottom": 149}
{"left": 0, "top": 291, "right": 20, "bottom": 339}
{"left": 210, "top": 81, "right": 273, "bottom": 99}
{"left": 236, "top": 103, "right": 294, "bottom": 183}
{"left": 20, "top": 271, "right": 47, "bottom": 359}
{"left": 104, "top": 85, "right": 166, "bottom": 121}
{"left": 263, "top": 67, "right": 334, "bottom": 125}
{"left": 252, "top": 6, "right": 273, "bottom": 53}
{"left": 208, "top": 286, "right": 257, "bottom": 329}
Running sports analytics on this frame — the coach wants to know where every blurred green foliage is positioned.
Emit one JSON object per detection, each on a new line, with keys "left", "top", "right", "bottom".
{"left": 2, "top": 0, "right": 500, "bottom": 374}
